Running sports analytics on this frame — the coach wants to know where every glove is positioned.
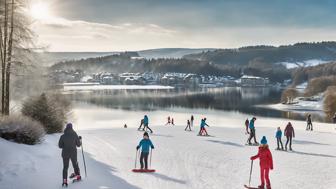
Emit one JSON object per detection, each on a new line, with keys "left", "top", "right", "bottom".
{"left": 136, "top": 146, "right": 140, "bottom": 150}
{"left": 79, "top": 136, "right": 82, "bottom": 140}
{"left": 270, "top": 166, "right": 273, "bottom": 170}
{"left": 250, "top": 157, "right": 253, "bottom": 160}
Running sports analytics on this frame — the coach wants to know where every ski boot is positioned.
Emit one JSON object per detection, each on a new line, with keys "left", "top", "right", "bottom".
{"left": 62, "top": 179, "right": 68, "bottom": 187}
{"left": 258, "top": 185, "right": 264, "bottom": 189}
{"left": 72, "top": 175, "right": 82, "bottom": 183}
{"left": 266, "top": 185, "right": 271, "bottom": 189}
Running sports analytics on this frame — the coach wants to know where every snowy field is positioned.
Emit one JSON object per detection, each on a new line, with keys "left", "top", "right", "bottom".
{"left": 1, "top": 104, "right": 336, "bottom": 189}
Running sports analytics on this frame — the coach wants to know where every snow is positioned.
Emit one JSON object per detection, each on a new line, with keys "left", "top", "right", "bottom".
{"left": 63, "top": 85, "right": 174, "bottom": 91}
{"left": 1, "top": 104, "right": 336, "bottom": 189}
{"left": 278, "top": 59, "right": 330, "bottom": 69}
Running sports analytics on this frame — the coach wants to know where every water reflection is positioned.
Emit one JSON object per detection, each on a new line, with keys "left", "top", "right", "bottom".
{"left": 65, "top": 87, "right": 330, "bottom": 123}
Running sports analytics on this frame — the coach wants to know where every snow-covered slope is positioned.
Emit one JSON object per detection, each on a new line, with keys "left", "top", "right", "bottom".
{"left": 1, "top": 108, "right": 336, "bottom": 189}
{"left": 278, "top": 59, "right": 330, "bottom": 69}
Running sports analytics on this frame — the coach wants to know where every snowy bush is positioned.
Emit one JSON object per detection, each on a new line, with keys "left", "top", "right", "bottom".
{"left": 21, "top": 93, "right": 72, "bottom": 134}
{"left": 0, "top": 115, "right": 45, "bottom": 145}
{"left": 324, "top": 86, "right": 336, "bottom": 116}
{"left": 281, "top": 88, "right": 299, "bottom": 103}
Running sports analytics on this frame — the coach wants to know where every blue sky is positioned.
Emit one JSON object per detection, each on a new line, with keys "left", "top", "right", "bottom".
{"left": 30, "top": 0, "right": 336, "bottom": 51}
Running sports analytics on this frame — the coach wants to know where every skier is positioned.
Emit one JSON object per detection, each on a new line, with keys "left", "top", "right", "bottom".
{"left": 136, "top": 132, "right": 154, "bottom": 170}
{"left": 284, "top": 122, "right": 295, "bottom": 151}
{"left": 275, "top": 127, "right": 283, "bottom": 150}
{"left": 58, "top": 123, "right": 82, "bottom": 187}
{"left": 306, "top": 114, "right": 313, "bottom": 131}
{"left": 165, "top": 116, "right": 171, "bottom": 125}
{"left": 245, "top": 118, "right": 250, "bottom": 134}
{"left": 250, "top": 136, "right": 273, "bottom": 189}
{"left": 172, "top": 118, "right": 175, "bottom": 126}
{"left": 143, "top": 115, "right": 153, "bottom": 133}
{"left": 191, "top": 115, "right": 194, "bottom": 127}
{"left": 247, "top": 117, "right": 258, "bottom": 145}
{"left": 138, "top": 119, "right": 144, "bottom": 131}
{"left": 333, "top": 113, "right": 336, "bottom": 124}
{"left": 199, "top": 118, "right": 210, "bottom": 136}
{"left": 185, "top": 119, "right": 191, "bottom": 131}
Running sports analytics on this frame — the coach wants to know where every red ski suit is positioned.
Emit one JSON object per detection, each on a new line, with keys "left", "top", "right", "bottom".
{"left": 251, "top": 145, "right": 273, "bottom": 187}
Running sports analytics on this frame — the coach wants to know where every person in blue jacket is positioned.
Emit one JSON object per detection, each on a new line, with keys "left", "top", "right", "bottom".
{"left": 275, "top": 127, "right": 284, "bottom": 150}
{"left": 136, "top": 132, "right": 154, "bottom": 169}
{"left": 143, "top": 115, "right": 153, "bottom": 133}
{"left": 199, "top": 118, "right": 210, "bottom": 136}
{"left": 247, "top": 117, "right": 258, "bottom": 145}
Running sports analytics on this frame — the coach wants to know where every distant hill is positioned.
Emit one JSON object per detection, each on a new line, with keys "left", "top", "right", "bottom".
{"left": 40, "top": 48, "right": 213, "bottom": 66}
{"left": 138, "top": 48, "right": 214, "bottom": 59}
{"left": 184, "top": 42, "right": 336, "bottom": 66}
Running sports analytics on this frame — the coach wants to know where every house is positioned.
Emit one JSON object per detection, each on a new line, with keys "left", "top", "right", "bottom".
{"left": 240, "top": 75, "right": 269, "bottom": 87}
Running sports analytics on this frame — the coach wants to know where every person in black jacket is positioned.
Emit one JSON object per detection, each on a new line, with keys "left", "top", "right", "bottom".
{"left": 58, "top": 123, "right": 81, "bottom": 187}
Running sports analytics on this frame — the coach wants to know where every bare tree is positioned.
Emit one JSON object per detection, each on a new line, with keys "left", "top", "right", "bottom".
{"left": 0, "top": 0, "right": 34, "bottom": 115}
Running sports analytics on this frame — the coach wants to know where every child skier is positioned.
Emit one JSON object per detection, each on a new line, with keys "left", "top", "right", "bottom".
{"left": 284, "top": 122, "right": 295, "bottom": 151}
{"left": 136, "top": 132, "right": 154, "bottom": 170}
{"left": 166, "top": 116, "right": 171, "bottom": 125}
{"left": 275, "top": 127, "right": 283, "bottom": 150}
{"left": 143, "top": 115, "right": 153, "bottom": 133}
{"left": 306, "top": 114, "right": 313, "bottom": 131}
{"left": 199, "top": 118, "right": 210, "bottom": 136}
{"left": 247, "top": 117, "right": 258, "bottom": 145}
{"left": 185, "top": 120, "right": 191, "bottom": 131}
{"left": 250, "top": 136, "right": 273, "bottom": 189}
{"left": 138, "top": 119, "right": 144, "bottom": 130}
{"left": 245, "top": 118, "right": 250, "bottom": 134}
{"left": 58, "top": 123, "right": 82, "bottom": 187}
{"left": 172, "top": 118, "right": 175, "bottom": 125}
{"left": 191, "top": 115, "right": 194, "bottom": 127}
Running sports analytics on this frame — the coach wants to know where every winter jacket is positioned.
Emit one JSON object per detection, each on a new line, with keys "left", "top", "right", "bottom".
{"left": 137, "top": 139, "right": 154, "bottom": 153}
{"left": 251, "top": 145, "right": 273, "bottom": 169}
{"left": 58, "top": 127, "right": 81, "bottom": 158}
{"left": 249, "top": 119, "right": 255, "bottom": 129}
{"left": 200, "top": 120, "right": 209, "bottom": 128}
{"left": 275, "top": 130, "right": 282, "bottom": 138}
{"left": 144, "top": 116, "right": 149, "bottom": 125}
{"left": 284, "top": 124, "right": 295, "bottom": 137}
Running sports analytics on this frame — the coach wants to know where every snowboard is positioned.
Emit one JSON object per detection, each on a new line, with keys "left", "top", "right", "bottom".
{"left": 132, "top": 169, "right": 156, "bottom": 173}
{"left": 244, "top": 185, "right": 259, "bottom": 189}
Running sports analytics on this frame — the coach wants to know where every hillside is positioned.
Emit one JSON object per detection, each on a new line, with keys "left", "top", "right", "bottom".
{"left": 184, "top": 42, "right": 336, "bottom": 66}
{"left": 138, "top": 48, "right": 214, "bottom": 59}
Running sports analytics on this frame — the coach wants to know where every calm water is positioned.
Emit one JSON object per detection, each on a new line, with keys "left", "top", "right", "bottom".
{"left": 65, "top": 87, "right": 330, "bottom": 123}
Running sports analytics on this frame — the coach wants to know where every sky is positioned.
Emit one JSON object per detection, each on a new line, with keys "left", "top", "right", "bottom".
{"left": 29, "top": 0, "right": 336, "bottom": 52}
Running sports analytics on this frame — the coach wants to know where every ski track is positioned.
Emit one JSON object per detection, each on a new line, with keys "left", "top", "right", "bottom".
{"left": 1, "top": 122, "right": 336, "bottom": 188}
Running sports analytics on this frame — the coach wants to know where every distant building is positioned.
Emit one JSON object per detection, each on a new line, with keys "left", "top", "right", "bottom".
{"left": 240, "top": 75, "right": 269, "bottom": 87}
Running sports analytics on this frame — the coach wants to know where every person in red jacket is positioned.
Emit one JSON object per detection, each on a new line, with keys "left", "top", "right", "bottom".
{"left": 250, "top": 136, "right": 273, "bottom": 189}
{"left": 284, "top": 122, "right": 295, "bottom": 151}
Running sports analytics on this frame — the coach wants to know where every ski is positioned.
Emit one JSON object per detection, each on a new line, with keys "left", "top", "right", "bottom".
{"left": 244, "top": 184, "right": 259, "bottom": 189}
{"left": 132, "top": 169, "right": 155, "bottom": 173}
{"left": 197, "top": 134, "right": 214, "bottom": 137}
{"left": 245, "top": 143, "right": 259, "bottom": 146}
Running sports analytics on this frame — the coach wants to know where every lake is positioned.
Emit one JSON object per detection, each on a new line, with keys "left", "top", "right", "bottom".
{"left": 64, "top": 86, "right": 331, "bottom": 125}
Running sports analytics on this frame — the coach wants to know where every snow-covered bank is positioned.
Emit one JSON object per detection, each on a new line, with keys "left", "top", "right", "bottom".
{"left": 63, "top": 85, "right": 174, "bottom": 91}
{"left": 2, "top": 104, "right": 336, "bottom": 189}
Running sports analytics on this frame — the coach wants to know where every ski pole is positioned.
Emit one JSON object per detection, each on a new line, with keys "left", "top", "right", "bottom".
{"left": 134, "top": 149, "right": 139, "bottom": 169}
{"left": 149, "top": 149, "right": 153, "bottom": 169}
{"left": 81, "top": 140, "right": 87, "bottom": 177}
{"left": 248, "top": 160, "right": 253, "bottom": 187}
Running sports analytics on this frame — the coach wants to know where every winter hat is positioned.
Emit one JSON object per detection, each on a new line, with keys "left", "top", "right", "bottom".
{"left": 66, "top": 123, "right": 73, "bottom": 129}
{"left": 260, "top": 136, "right": 267, "bottom": 145}
{"left": 143, "top": 132, "right": 149, "bottom": 137}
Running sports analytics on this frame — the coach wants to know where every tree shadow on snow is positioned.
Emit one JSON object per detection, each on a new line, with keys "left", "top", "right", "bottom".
{"left": 150, "top": 172, "right": 187, "bottom": 185}
{"left": 293, "top": 139, "right": 330, "bottom": 146}
{"left": 72, "top": 151, "right": 141, "bottom": 189}
{"left": 207, "top": 139, "right": 244, "bottom": 147}
{"left": 290, "top": 150, "right": 336, "bottom": 158}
